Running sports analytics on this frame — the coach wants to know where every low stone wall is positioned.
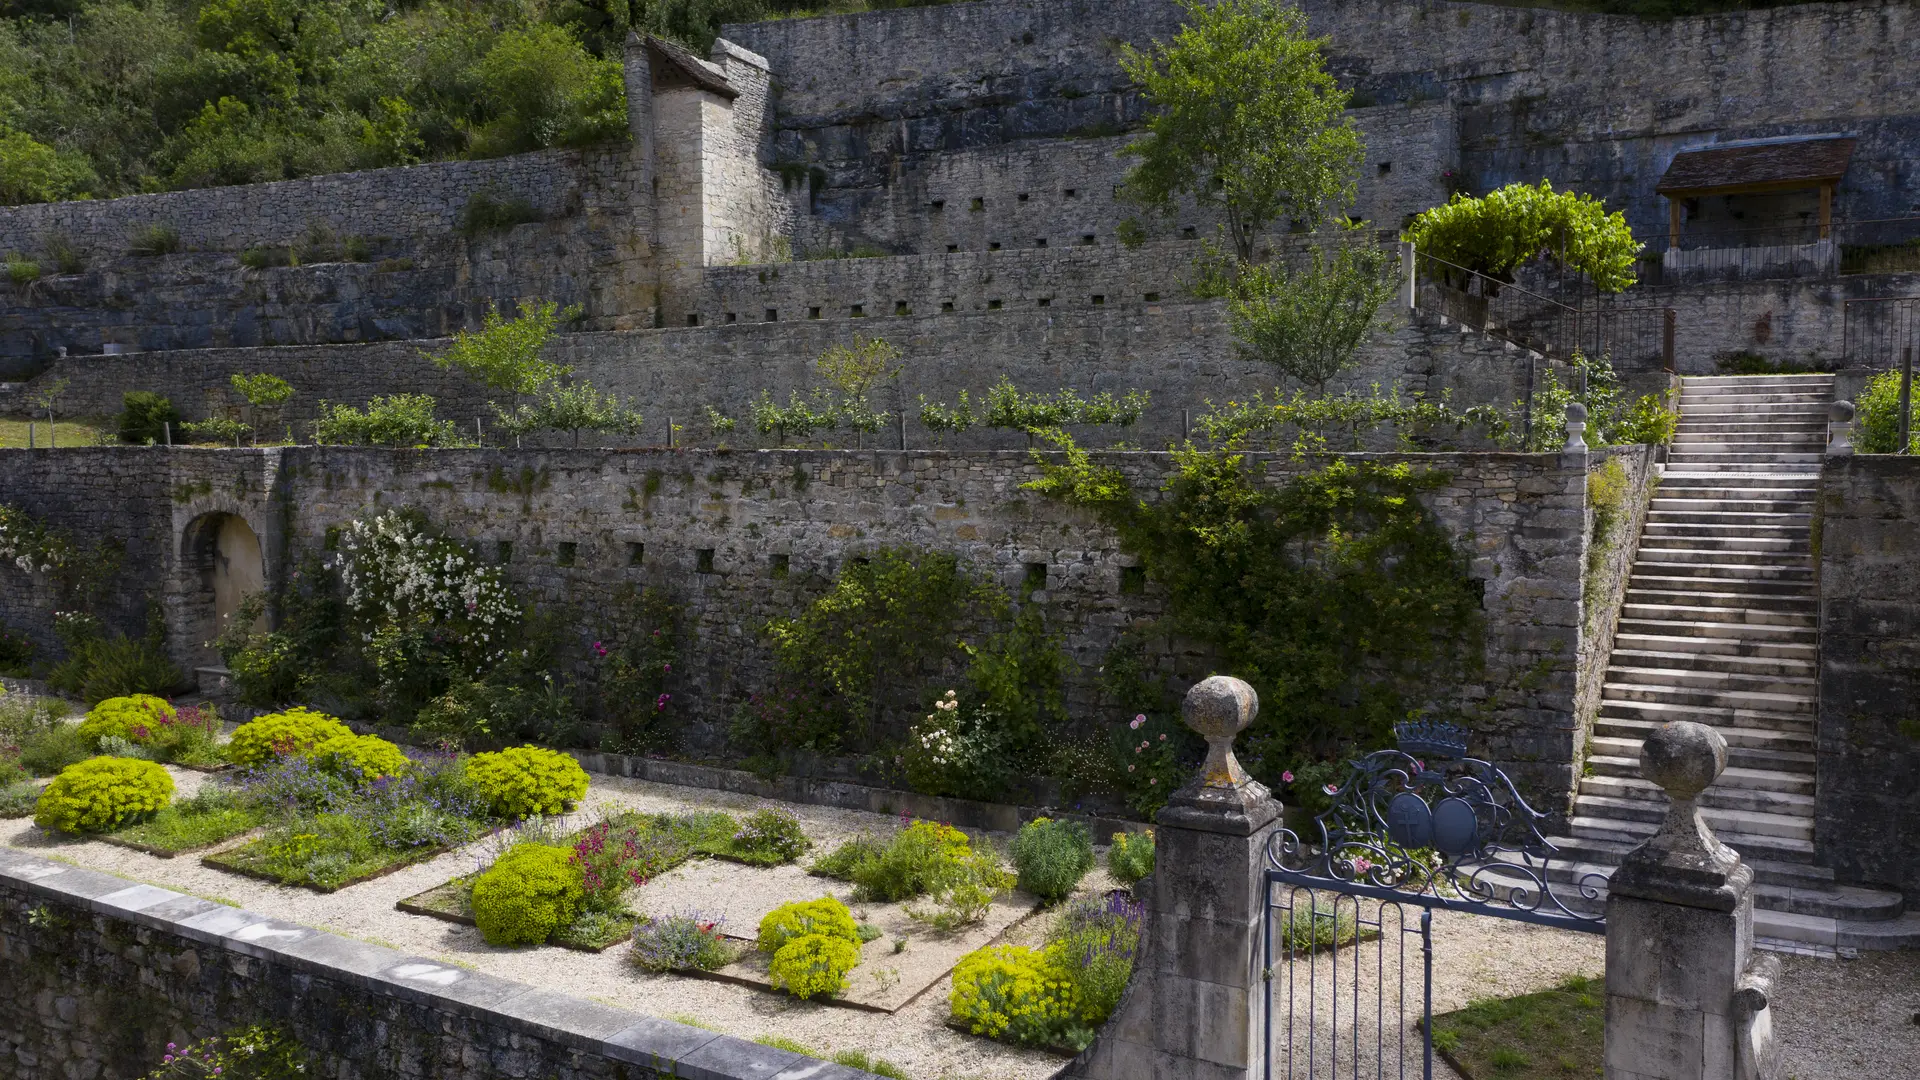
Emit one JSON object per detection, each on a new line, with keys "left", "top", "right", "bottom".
{"left": 0, "top": 848, "right": 850, "bottom": 1080}
{"left": 1815, "top": 455, "right": 1920, "bottom": 897}
{"left": 0, "top": 445, "right": 1595, "bottom": 808}
{"left": 1570, "top": 442, "right": 1658, "bottom": 806}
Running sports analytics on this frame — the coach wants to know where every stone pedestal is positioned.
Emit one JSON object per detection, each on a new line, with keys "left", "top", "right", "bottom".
{"left": 1071, "top": 676, "right": 1280, "bottom": 1080}
{"left": 1603, "top": 721, "right": 1781, "bottom": 1080}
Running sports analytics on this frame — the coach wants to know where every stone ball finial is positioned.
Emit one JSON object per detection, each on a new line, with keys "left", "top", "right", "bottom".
{"left": 1829, "top": 400, "right": 1855, "bottom": 423}
{"left": 1639, "top": 720, "right": 1727, "bottom": 801}
{"left": 1183, "top": 675, "right": 1258, "bottom": 789}
{"left": 1565, "top": 401, "right": 1589, "bottom": 422}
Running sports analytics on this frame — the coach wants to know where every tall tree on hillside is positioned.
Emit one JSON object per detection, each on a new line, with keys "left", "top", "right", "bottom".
{"left": 1119, "top": 0, "right": 1362, "bottom": 263}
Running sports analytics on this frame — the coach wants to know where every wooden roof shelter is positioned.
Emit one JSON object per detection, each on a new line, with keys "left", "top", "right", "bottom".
{"left": 1656, "top": 135, "right": 1856, "bottom": 245}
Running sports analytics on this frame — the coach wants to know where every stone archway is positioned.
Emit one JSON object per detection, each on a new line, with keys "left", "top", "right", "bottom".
{"left": 180, "top": 512, "right": 267, "bottom": 670}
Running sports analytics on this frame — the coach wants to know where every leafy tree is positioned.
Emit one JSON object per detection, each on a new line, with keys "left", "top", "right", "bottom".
{"left": 1854, "top": 368, "right": 1920, "bottom": 455}
{"left": 1405, "top": 180, "right": 1641, "bottom": 292}
{"left": 1119, "top": 0, "right": 1362, "bottom": 262}
{"left": 1219, "top": 240, "right": 1399, "bottom": 394}
{"left": 314, "top": 393, "right": 469, "bottom": 447}
{"left": 493, "top": 380, "right": 644, "bottom": 446}
{"left": 230, "top": 371, "right": 294, "bottom": 408}
{"left": 0, "top": 127, "right": 95, "bottom": 204}
{"left": 431, "top": 299, "right": 575, "bottom": 398}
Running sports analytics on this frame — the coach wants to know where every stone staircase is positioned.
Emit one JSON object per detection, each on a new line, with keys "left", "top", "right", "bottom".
{"left": 1544, "top": 373, "right": 1920, "bottom": 951}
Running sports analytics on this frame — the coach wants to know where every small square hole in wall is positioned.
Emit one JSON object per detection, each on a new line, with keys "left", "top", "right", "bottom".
{"left": 851, "top": 303, "right": 865, "bottom": 317}
{"left": 1091, "top": 294, "right": 1106, "bottom": 305}
{"left": 495, "top": 540, "right": 514, "bottom": 564}
{"left": 1145, "top": 292, "right": 1160, "bottom": 302}
{"left": 808, "top": 306, "right": 822, "bottom": 319}
{"left": 556, "top": 542, "right": 577, "bottom": 567}
{"left": 1035, "top": 238, "right": 1047, "bottom": 248}
{"left": 770, "top": 553, "right": 790, "bottom": 579}
{"left": 686, "top": 313, "right": 701, "bottom": 327}
{"left": 1064, "top": 188, "right": 1078, "bottom": 198}
{"left": 1182, "top": 226, "right": 1197, "bottom": 239}
{"left": 1017, "top": 192, "right": 1030, "bottom": 202}
{"left": 627, "top": 542, "right": 645, "bottom": 567}
{"left": 1081, "top": 234, "right": 1096, "bottom": 245}
{"left": 766, "top": 308, "right": 778, "bottom": 322}
{"left": 895, "top": 300, "right": 910, "bottom": 315}
{"left": 725, "top": 312, "right": 738, "bottom": 324}
{"left": 931, "top": 199, "right": 946, "bottom": 211}
{"left": 1022, "top": 562, "right": 1048, "bottom": 596}
{"left": 988, "top": 299, "right": 1004, "bottom": 310}
{"left": 970, "top": 197, "right": 985, "bottom": 211}
{"left": 1378, "top": 161, "right": 1392, "bottom": 175}
{"left": 941, "top": 300, "right": 955, "bottom": 312}
{"left": 989, "top": 242, "right": 1002, "bottom": 251}
{"left": 1038, "top": 297, "right": 1052, "bottom": 308}
{"left": 1120, "top": 565, "right": 1146, "bottom": 595}
{"left": 947, "top": 244, "right": 959, "bottom": 253}
{"left": 696, "top": 548, "right": 716, "bottom": 574}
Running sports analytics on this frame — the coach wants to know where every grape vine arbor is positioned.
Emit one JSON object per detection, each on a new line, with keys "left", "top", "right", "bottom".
{"left": 1262, "top": 721, "right": 1605, "bottom": 1080}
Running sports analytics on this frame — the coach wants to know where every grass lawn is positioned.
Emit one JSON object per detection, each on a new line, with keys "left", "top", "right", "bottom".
{"left": 0, "top": 418, "right": 113, "bottom": 448}
{"left": 110, "top": 797, "right": 266, "bottom": 856}
{"left": 1431, "top": 974, "right": 1603, "bottom": 1079}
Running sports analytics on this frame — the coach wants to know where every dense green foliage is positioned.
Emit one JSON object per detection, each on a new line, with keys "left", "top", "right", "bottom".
{"left": 46, "top": 609, "right": 184, "bottom": 703}
{"left": 1855, "top": 368, "right": 1919, "bottom": 454}
{"left": 1027, "top": 446, "right": 1484, "bottom": 785}
{"left": 34, "top": 755, "right": 175, "bottom": 832}
{"left": 307, "top": 732, "right": 412, "bottom": 779}
{"left": 918, "top": 377, "right": 1150, "bottom": 438}
{"left": 1405, "top": 180, "right": 1640, "bottom": 292}
{"left": 757, "top": 895, "right": 861, "bottom": 955}
{"left": 950, "top": 894, "right": 1142, "bottom": 1051}
{"left": 629, "top": 913, "right": 738, "bottom": 972}
{"left": 472, "top": 841, "right": 586, "bottom": 945}
{"left": 118, "top": 392, "right": 183, "bottom": 445}
{"left": 1212, "top": 240, "right": 1399, "bottom": 393}
{"left": 1009, "top": 816, "right": 1095, "bottom": 904}
{"left": 465, "top": 744, "right": 589, "bottom": 818}
{"left": 227, "top": 706, "right": 353, "bottom": 766}
{"left": 1119, "top": 0, "right": 1361, "bottom": 261}
{"left": 430, "top": 299, "right": 642, "bottom": 443}
{"left": 142, "top": 1021, "right": 311, "bottom": 1079}
{"left": 314, "top": 393, "right": 470, "bottom": 447}
{"left": 1106, "top": 829, "right": 1155, "bottom": 888}
{"left": 77, "top": 694, "right": 177, "bottom": 746}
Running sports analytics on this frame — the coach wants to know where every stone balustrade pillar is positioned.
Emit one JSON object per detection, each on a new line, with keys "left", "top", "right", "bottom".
{"left": 1827, "top": 400, "right": 1854, "bottom": 457}
{"left": 1070, "top": 675, "right": 1280, "bottom": 1080}
{"left": 1604, "top": 720, "right": 1781, "bottom": 1080}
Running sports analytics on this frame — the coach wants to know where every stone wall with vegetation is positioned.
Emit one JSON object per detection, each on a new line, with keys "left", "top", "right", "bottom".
{"left": 1571, "top": 443, "right": 1657, "bottom": 789}
{"left": 0, "top": 847, "right": 812, "bottom": 1080}
{"left": 1815, "top": 455, "right": 1920, "bottom": 896}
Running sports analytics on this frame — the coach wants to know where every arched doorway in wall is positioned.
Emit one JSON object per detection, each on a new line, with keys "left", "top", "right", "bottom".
{"left": 180, "top": 512, "right": 267, "bottom": 670}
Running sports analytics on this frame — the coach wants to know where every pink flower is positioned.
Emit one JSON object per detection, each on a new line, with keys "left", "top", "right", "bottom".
{"left": 592, "top": 641, "right": 608, "bottom": 657}
{"left": 1281, "top": 771, "right": 1294, "bottom": 783}
{"left": 1353, "top": 857, "right": 1373, "bottom": 874}
{"left": 1128, "top": 765, "right": 1136, "bottom": 773}
{"left": 1149, "top": 778, "right": 1157, "bottom": 785}
{"left": 1130, "top": 716, "right": 1144, "bottom": 730}
{"left": 1324, "top": 784, "right": 1339, "bottom": 795}
{"left": 1159, "top": 733, "right": 1167, "bottom": 741}
{"left": 663, "top": 663, "right": 672, "bottom": 673}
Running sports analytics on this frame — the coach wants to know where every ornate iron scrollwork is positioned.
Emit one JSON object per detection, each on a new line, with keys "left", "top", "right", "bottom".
{"left": 1266, "top": 724, "right": 1606, "bottom": 931}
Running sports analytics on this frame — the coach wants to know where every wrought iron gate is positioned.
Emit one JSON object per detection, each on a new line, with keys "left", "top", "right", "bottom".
{"left": 1262, "top": 722, "right": 1608, "bottom": 1080}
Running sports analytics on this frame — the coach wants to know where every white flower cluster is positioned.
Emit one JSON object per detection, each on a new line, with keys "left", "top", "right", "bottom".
{"left": 909, "top": 689, "right": 991, "bottom": 770}
{"left": 0, "top": 504, "right": 67, "bottom": 576}
{"left": 335, "top": 512, "right": 519, "bottom": 658}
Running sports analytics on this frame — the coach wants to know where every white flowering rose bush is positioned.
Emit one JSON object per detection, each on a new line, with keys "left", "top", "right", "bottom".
{"left": 901, "top": 689, "right": 1006, "bottom": 799}
{"left": 333, "top": 511, "right": 523, "bottom": 716}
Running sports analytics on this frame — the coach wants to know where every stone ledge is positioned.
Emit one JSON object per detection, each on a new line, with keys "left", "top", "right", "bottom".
{"left": 0, "top": 848, "right": 883, "bottom": 1080}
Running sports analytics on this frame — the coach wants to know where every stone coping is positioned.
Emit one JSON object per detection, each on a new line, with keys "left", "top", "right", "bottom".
{"left": 0, "top": 847, "right": 886, "bottom": 1080}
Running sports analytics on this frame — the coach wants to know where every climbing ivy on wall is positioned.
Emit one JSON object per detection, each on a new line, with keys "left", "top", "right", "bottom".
{"left": 1027, "top": 441, "right": 1485, "bottom": 784}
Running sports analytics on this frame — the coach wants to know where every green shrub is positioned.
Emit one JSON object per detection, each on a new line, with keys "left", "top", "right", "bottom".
{"left": 724, "top": 808, "right": 811, "bottom": 866}
{"left": 908, "top": 847, "right": 1014, "bottom": 931}
{"left": 46, "top": 612, "right": 184, "bottom": 704}
{"left": 810, "top": 833, "right": 886, "bottom": 879}
{"left": 458, "top": 190, "right": 543, "bottom": 237}
{"left": 768, "top": 933, "right": 861, "bottom": 1000}
{"left": 465, "top": 745, "right": 589, "bottom": 819}
{"left": 757, "top": 897, "right": 861, "bottom": 955}
{"left": 472, "top": 842, "right": 584, "bottom": 946}
{"left": 0, "top": 779, "right": 36, "bottom": 818}
{"left": 77, "top": 694, "right": 177, "bottom": 748}
{"left": 1856, "top": 368, "right": 1920, "bottom": 454}
{"left": 629, "top": 913, "right": 738, "bottom": 972}
{"left": 0, "top": 626, "right": 34, "bottom": 676}
{"left": 34, "top": 756, "right": 174, "bottom": 833}
{"left": 252, "top": 812, "right": 387, "bottom": 889}
{"left": 949, "top": 944, "right": 1078, "bottom": 1045}
{"left": 128, "top": 224, "right": 181, "bottom": 257}
{"left": 1010, "top": 817, "right": 1095, "bottom": 904}
{"left": 1405, "top": 179, "right": 1640, "bottom": 292}
{"left": 17, "top": 724, "right": 91, "bottom": 776}
{"left": 0, "top": 129, "right": 96, "bottom": 205}
{"left": 1042, "top": 896, "right": 1143, "bottom": 1025}
{"left": 8, "top": 256, "right": 42, "bottom": 285}
{"left": 239, "top": 245, "right": 293, "bottom": 270}
{"left": 308, "top": 733, "right": 411, "bottom": 780}
{"left": 179, "top": 416, "right": 253, "bottom": 445}
{"left": 227, "top": 707, "right": 354, "bottom": 767}
{"left": 1610, "top": 392, "right": 1677, "bottom": 446}
{"left": 314, "top": 394, "right": 468, "bottom": 447}
{"left": 118, "top": 392, "right": 182, "bottom": 445}
{"left": 1107, "top": 830, "right": 1156, "bottom": 888}
{"left": 848, "top": 821, "right": 976, "bottom": 902}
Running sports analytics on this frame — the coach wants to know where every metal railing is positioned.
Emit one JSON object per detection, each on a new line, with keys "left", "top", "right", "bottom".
{"left": 1633, "top": 216, "right": 1920, "bottom": 284}
{"left": 1413, "top": 251, "right": 1675, "bottom": 371}
{"left": 1843, "top": 296, "right": 1918, "bottom": 452}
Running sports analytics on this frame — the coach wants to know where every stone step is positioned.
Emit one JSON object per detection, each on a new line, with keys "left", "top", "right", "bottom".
{"left": 1672, "top": 429, "right": 1827, "bottom": 443}
{"left": 1604, "top": 661, "right": 1815, "bottom": 694}
{"left": 1597, "top": 701, "right": 1815, "bottom": 740}
{"left": 1675, "top": 400, "right": 1832, "bottom": 413}
{"left": 1600, "top": 682, "right": 1815, "bottom": 721}
{"left": 1596, "top": 722, "right": 1812, "bottom": 764}
{"left": 1649, "top": 496, "right": 1815, "bottom": 514}
{"left": 1515, "top": 856, "right": 1905, "bottom": 929}
{"left": 1568, "top": 814, "right": 1815, "bottom": 861}
{"left": 1636, "top": 533, "right": 1807, "bottom": 552}
{"left": 1660, "top": 460, "right": 1826, "bottom": 474}
{"left": 1636, "top": 546, "right": 1811, "bottom": 566}
{"left": 1609, "top": 645, "right": 1815, "bottom": 676}
{"left": 1585, "top": 755, "right": 1815, "bottom": 795}
{"left": 1681, "top": 375, "right": 1835, "bottom": 387}
{"left": 1571, "top": 794, "right": 1813, "bottom": 841}
{"left": 1577, "top": 774, "right": 1817, "bottom": 815}
{"left": 1642, "top": 514, "right": 1810, "bottom": 532}
{"left": 1590, "top": 736, "right": 1814, "bottom": 779}
{"left": 1617, "top": 611, "right": 1817, "bottom": 636}
{"left": 1612, "top": 628, "right": 1817, "bottom": 657}
{"left": 1757, "top": 910, "right": 1920, "bottom": 951}
{"left": 1658, "top": 473, "right": 1820, "bottom": 490}
{"left": 1625, "top": 578, "right": 1816, "bottom": 602}
{"left": 1537, "top": 834, "right": 1836, "bottom": 889}
{"left": 1631, "top": 558, "right": 1812, "bottom": 581}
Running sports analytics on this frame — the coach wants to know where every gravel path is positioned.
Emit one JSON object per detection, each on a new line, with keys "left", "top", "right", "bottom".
{"left": 6, "top": 755, "right": 1910, "bottom": 1080}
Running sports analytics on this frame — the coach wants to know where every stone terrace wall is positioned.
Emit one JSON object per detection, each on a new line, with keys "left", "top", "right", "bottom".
{"left": 20, "top": 301, "right": 1571, "bottom": 452}
{"left": 0, "top": 445, "right": 1595, "bottom": 806}
{"left": 1572, "top": 443, "right": 1657, "bottom": 777}
{"left": 1815, "top": 455, "right": 1920, "bottom": 896}
{"left": 0, "top": 848, "right": 836, "bottom": 1080}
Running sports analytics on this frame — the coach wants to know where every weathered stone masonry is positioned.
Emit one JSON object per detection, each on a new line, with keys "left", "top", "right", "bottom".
{"left": 0, "top": 848, "right": 845, "bottom": 1080}
{"left": 0, "top": 444, "right": 1601, "bottom": 812}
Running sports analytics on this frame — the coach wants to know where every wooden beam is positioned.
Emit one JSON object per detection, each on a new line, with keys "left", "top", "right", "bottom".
{"left": 1820, "top": 184, "right": 1833, "bottom": 240}
{"left": 1669, "top": 198, "right": 1682, "bottom": 249}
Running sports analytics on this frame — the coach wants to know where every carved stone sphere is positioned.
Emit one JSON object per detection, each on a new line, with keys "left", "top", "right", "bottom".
{"left": 1181, "top": 675, "right": 1259, "bottom": 739}
{"left": 1639, "top": 720, "right": 1727, "bottom": 801}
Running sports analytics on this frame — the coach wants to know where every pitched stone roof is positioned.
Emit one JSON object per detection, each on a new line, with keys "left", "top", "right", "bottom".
{"left": 1657, "top": 136, "right": 1855, "bottom": 195}
{"left": 646, "top": 35, "right": 737, "bottom": 99}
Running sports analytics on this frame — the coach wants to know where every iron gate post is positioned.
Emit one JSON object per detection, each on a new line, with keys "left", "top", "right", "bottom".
{"left": 1603, "top": 721, "right": 1781, "bottom": 1080}
{"left": 1067, "top": 676, "right": 1282, "bottom": 1080}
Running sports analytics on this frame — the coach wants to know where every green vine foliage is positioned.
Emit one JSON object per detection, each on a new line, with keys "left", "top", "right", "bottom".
{"left": 918, "top": 378, "right": 1150, "bottom": 437}
{"left": 1027, "top": 443, "right": 1484, "bottom": 782}
{"left": 592, "top": 585, "right": 685, "bottom": 753}
{"left": 1404, "top": 180, "right": 1640, "bottom": 292}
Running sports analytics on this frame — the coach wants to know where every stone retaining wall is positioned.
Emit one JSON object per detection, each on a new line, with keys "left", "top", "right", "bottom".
{"left": 1815, "top": 454, "right": 1920, "bottom": 896}
{"left": 0, "top": 848, "right": 849, "bottom": 1080}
